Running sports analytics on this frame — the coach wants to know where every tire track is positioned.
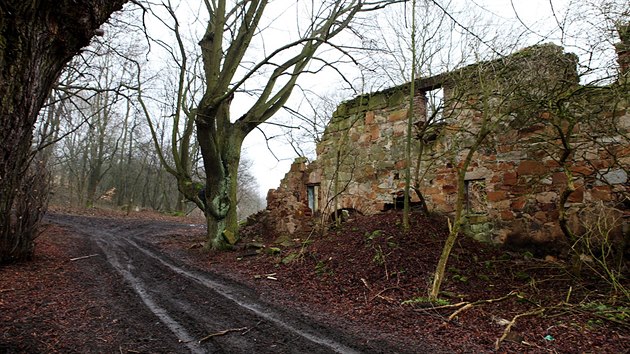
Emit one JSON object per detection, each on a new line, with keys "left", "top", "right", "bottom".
{"left": 94, "top": 232, "right": 208, "bottom": 353}
{"left": 50, "top": 214, "right": 363, "bottom": 353}
{"left": 124, "top": 237, "right": 361, "bottom": 354}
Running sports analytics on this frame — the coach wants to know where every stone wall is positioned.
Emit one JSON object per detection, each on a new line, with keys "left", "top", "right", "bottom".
{"left": 267, "top": 40, "right": 630, "bottom": 247}
{"left": 262, "top": 157, "right": 314, "bottom": 237}
{"left": 314, "top": 85, "right": 428, "bottom": 215}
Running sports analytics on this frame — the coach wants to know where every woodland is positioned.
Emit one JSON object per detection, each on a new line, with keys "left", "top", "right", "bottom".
{"left": 0, "top": 0, "right": 629, "bottom": 352}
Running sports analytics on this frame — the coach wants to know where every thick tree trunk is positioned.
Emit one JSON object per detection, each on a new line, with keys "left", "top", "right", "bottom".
{"left": 0, "top": 1, "right": 127, "bottom": 263}
{"left": 201, "top": 147, "right": 241, "bottom": 250}
{"left": 196, "top": 100, "right": 242, "bottom": 250}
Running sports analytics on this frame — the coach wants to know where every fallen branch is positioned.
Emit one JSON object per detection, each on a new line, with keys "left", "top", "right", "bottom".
{"left": 412, "top": 291, "right": 519, "bottom": 318}
{"left": 565, "top": 304, "right": 630, "bottom": 329}
{"left": 120, "top": 346, "right": 139, "bottom": 354}
{"left": 448, "top": 291, "right": 519, "bottom": 320}
{"left": 0, "top": 288, "right": 15, "bottom": 293}
{"left": 199, "top": 327, "right": 248, "bottom": 343}
{"left": 370, "top": 286, "right": 401, "bottom": 303}
{"left": 495, "top": 308, "right": 545, "bottom": 350}
{"left": 253, "top": 273, "right": 277, "bottom": 280}
{"left": 70, "top": 254, "right": 99, "bottom": 261}
{"left": 448, "top": 303, "right": 473, "bottom": 321}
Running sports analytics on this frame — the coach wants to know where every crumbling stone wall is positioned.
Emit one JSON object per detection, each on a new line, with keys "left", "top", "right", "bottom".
{"left": 315, "top": 86, "right": 428, "bottom": 215}
{"left": 268, "top": 40, "right": 629, "bottom": 248}
{"left": 263, "top": 157, "right": 317, "bottom": 237}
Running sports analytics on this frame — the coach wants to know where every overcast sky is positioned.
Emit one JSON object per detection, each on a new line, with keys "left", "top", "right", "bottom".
{"left": 139, "top": 0, "right": 625, "bottom": 200}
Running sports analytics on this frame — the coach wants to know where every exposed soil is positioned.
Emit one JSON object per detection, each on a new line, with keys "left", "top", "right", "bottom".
{"left": 1, "top": 207, "right": 629, "bottom": 353}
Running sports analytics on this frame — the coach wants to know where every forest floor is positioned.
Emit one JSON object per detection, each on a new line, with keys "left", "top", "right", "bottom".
{"left": 1, "top": 206, "right": 629, "bottom": 353}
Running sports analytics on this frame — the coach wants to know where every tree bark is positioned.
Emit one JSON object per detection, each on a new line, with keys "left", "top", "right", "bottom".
{"left": 0, "top": 0, "right": 127, "bottom": 262}
{"left": 196, "top": 99, "right": 243, "bottom": 249}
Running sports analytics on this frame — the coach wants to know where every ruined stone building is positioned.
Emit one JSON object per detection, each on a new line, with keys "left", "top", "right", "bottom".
{"left": 266, "top": 31, "right": 630, "bottom": 249}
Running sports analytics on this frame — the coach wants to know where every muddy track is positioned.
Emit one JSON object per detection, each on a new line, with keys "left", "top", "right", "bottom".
{"left": 47, "top": 213, "right": 383, "bottom": 354}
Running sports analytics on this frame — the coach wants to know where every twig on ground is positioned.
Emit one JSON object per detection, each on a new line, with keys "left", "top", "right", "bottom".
{"left": 413, "top": 291, "right": 518, "bottom": 318}
{"left": 0, "top": 288, "right": 15, "bottom": 293}
{"left": 70, "top": 254, "right": 99, "bottom": 261}
{"left": 568, "top": 305, "right": 630, "bottom": 329}
{"left": 495, "top": 308, "right": 545, "bottom": 350}
{"left": 448, "top": 303, "right": 473, "bottom": 321}
{"left": 370, "top": 286, "right": 401, "bottom": 302}
{"left": 448, "top": 291, "right": 519, "bottom": 320}
{"left": 242, "top": 320, "right": 263, "bottom": 335}
{"left": 199, "top": 327, "right": 248, "bottom": 343}
{"left": 253, "top": 273, "right": 277, "bottom": 280}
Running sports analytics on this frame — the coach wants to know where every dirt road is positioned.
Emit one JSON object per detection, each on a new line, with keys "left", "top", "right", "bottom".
{"left": 4, "top": 211, "right": 626, "bottom": 353}
{"left": 46, "top": 213, "right": 387, "bottom": 354}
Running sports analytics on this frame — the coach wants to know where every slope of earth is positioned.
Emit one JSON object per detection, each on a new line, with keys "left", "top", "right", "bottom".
{"left": 155, "top": 210, "right": 630, "bottom": 353}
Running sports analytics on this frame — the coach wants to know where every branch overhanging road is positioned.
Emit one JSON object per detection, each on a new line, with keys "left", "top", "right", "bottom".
{"left": 48, "top": 213, "right": 364, "bottom": 354}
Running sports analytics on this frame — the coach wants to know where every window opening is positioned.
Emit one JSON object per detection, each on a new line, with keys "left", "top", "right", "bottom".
{"left": 307, "top": 184, "right": 319, "bottom": 213}
{"left": 426, "top": 87, "right": 444, "bottom": 124}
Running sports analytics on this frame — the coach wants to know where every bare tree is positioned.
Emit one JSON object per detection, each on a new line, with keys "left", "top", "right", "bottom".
{"left": 140, "top": 0, "right": 403, "bottom": 249}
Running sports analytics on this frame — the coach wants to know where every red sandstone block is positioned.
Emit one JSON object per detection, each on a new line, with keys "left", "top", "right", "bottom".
{"left": 503, "top": 172, "right": 518, "bottom": 186}
{"left": 370, "top": 125, "right": 380, "bottom": 140}
{"left": 569, "top": 164, "right": 594, "bottom": 176}
{"left": 365, "top": 111, "right": 375, "bottom": 125}
{"left": 567, "top": 187, "right": 584, "bottom": 203}
{"left": 552, "top": 172, "right": 567, "bottom": 185}
{"left": 544, "top": 159, "right": 560, "bottom": 168}
{"left": 395, "top": 160, "right": 407, "bottom": 169}
{"left": 497, "top": 145, "right": 513, "bottom": 153}
{"left": 510, "top": 197, "right": 527, "bottom": 210}
{"left": 534, "top": 211, "right": 549, "bottom": 223}
{"left": 442, "top": 184, "right": 456, "bottom": 193}
{"left": 517, "top": 160, "right": 546, "bottom": 175}
{"left": 500, "top": 210, "right": 515, "bottom": 220}
{"left": 388, "top": 109, "right": 407, "bottom": 122}
{"left": 592, "top": 158, "right": 612, "bottom": 169}
{"left": 591, "top": 186, "right": 613, "bottom": 201}
{"left": 487, "top": 191, "right": 507, "bottom": 202}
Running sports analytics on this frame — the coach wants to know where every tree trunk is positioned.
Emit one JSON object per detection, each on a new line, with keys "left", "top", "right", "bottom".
{"left": 196, "top": 100, "right": 242, "bottom": 250}
{"left": 0, "top": 1, "right": 127, "bottom": 263}
{"left": 429, "top": 168, "right": 466, "bottom": 300}
{"left": 201, "top": 148, "right": 241, "bottom": 250}
{"left": 86, "top": 166, "right": 101, "bottom": 208}
{"left": 429, "top": 127, "right": 489, "bottom": 300}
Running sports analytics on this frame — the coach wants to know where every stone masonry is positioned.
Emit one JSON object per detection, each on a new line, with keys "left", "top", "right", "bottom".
{"left": 267, "top": 37, "right": 630, "bottom": 249}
